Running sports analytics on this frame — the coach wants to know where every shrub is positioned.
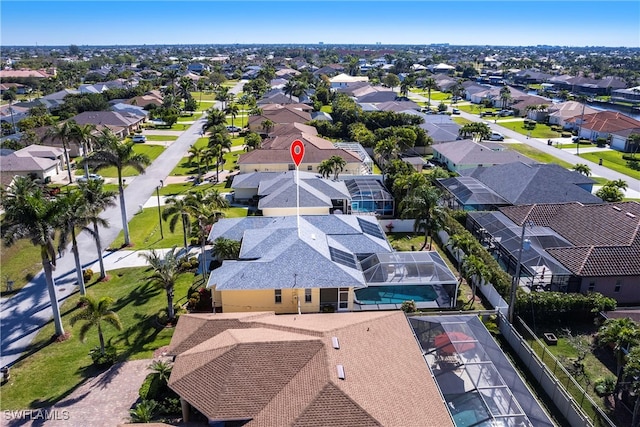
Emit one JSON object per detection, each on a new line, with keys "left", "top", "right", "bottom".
{"left": 594, "top": 376, "right": 616, "bottom": 396}
{"left": 139, "top": 372, "right": 162, "bottom": 400}
{"left": 89, "top": 345, "right": 117, "bottom": 367}
{"left": 401, "top": 300, "right": 417, "bottom": 313}
{"left": 130, "top": 399, "right": 158, "bottom": 423}
{"left": 158, "top": 396, "right": 181, "bottom": 415}
{"left": 82, "top": 268, "right": 94, "bottom": 282}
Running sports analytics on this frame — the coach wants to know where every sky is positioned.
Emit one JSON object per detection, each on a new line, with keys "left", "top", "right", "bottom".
{"left": 1, "top": 1, "right": 639, "bottom": 47}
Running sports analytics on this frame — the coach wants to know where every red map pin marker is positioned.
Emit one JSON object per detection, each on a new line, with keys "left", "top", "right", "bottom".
{"left": 290, "top": 139, "right": 305, "bottom": 167}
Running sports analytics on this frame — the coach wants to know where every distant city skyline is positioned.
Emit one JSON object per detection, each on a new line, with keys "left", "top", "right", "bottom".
{"left": 1, "top": 1, "right": 639, "bottom": 48}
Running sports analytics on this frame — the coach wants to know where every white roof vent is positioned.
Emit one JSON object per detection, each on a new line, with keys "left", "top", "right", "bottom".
{"left": 337, "top": 364, "right": 345, "bottom": 380}
{"left": 612, "top": 206, "right": 622, "bottom": 211}
{"left": 626, "top": 212, "right": 636, "bottom": 218}
{"left": 332, "top": 336, "right": 340, "bottom": 349}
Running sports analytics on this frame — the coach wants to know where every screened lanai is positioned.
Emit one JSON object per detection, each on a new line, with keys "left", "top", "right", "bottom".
{"left": 345, "top": 177, "right": 394, "bottom": 217}
{"left": 437, "top": 176, "right": 510, "bottom": 211}
{"left": 334, "top": 142, "right": 374, "bottom": 173}
{"left": 467, "top": 211, "right": 574, "bottom": 291}
{"left": 408, "top": 315, "right": 554, "bottom": 427}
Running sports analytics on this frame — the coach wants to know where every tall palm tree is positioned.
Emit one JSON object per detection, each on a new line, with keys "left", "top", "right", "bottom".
{"left": 163, "top": 69, "right": 180, "bottom": 98}
{"left": 448, "top": 234, "right": 474, "bottom": 270}
{"left": 185, "top": 189, "right": 229, "bottom": 279}
{"left": 162, "top": 196, "right": 192, "bottom": 252}
{"left": 70, "top": 122, "right": 96, "bottom": 178}
{"left": 2, "top": 178, "right": 66, "bottom": 336}
{"left": 70, "top": 294, "right": 122, "bottom": 355}
{"left": 188, "top": 145, "right": 205, "bottom": 178}
{"left": 243, "top": 132, "right": 262, "bottom": 152}
{"left": 2, "top": 89, "right": 18, "bottom": 134}
{"left": 499, "top": 85, "right": 512, "bottom": 110}
{"left": 328, "top": 155, "right": 347, "bottom": 180}
{"left": 374, "top": 138, "right": 399, "bottom": 168}
{"left": 622, "top": 346, "right": 640, "bottom": 427}
{"left": 48, "top": 121, "right": 76, "bottom": 183}
{"left": 215, "top": 86, "right": 232, "bottom": 110}
{"left": 201, "top": 146, "right": 217, "bottom": 174}
{"left": 318, "top": 159, "right": 333, "bottom": 179}
{"left": 422, "top": 77, "right": 437, "bottom": 107}
{"left": 141, "top": 247, "right": 182, "bottom": 321}
{"left": 57, "top": 190, "right": 103, "bottom": 295}
{"left": 78, "top": 179, "right": 116, "bottom": 280}
{"left": 202, "top": 108, "right": 227, "bottom": 134}
{"left": 461, "top": 254, "right": 490, "bottom": 305}
{"left": 225, "top": 103, "right": 240, "bottom": 131}
{"left": 83, "top": 129, "right": 150, "bottom": 246}
{"left": 399, "top": 184, "right": 444, "bottom": 250}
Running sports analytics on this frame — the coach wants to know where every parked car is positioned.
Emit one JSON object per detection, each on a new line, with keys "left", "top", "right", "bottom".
{"left": 76, "top": 174, "right": 103, "bottom": 182}
{"left": 498, "top": 110, "right": 514, "bottom": 117}
{"left": 451, "top": 108, "right": 460, "bottom": 115}
{"left": 488, "top": 132, "right": 505, "bottom": 141}
{"left": 132, "top": 134, "right": 146, "bottom": 143}
{"left": 226, "top": 125, "right": 241, "bottom": 132}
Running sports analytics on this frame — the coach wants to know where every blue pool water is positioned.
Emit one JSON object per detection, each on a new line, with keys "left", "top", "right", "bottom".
{"left": 355, "top": 285, "right": 437, "bottom": 304}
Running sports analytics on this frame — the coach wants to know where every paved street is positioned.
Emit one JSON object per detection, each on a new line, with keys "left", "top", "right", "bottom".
{"left": 0, "top": 101, "right": 219, "bottom": 368}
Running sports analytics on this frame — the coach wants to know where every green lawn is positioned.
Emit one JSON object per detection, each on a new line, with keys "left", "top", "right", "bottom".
{"left": 159, "top": 182, "right": 228, "bottom": 196}
{"left": 177, "top": 113, "right": 203, "bottom": 122}
{"left": 0, "top": 267, "right": 196, "bottom": 410}
{"left": 499, "top": 121, "right": 562, "bottom": 139}
{"left": 143, "top": 135, "right": 178, "bottom": 142}
{"left": 320, "top": 105, "right": 333, "bottom": 113}
{"left": 507, "top": 144, "right": 575, "bottom": 169}
{"left": 109, "top": 204, "right": 247, "bottom": 250}
{"left": 190, "top": 92, "right": 217, "bottom": 101}
{"left": 0, "top": 240, "right": 46, "bottom": 297}
{"left": 82, "top": 145, "right": 165, "bottom": 178}
{"left": 580, "top": 151, "right": 640, "bottom": 180}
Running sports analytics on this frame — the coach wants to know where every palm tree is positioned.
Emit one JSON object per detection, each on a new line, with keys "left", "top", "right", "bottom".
{"left": 499, "top": 85, "right": 512, "bottom": 109}
{"left": 422, "top": 77, "right": 437, "bottom": 107}
{"left": 597, "top": 318, "right": 640, "bottom": 388}
{"left": 283, "top": 79, "right": 297, "bottom": 101}
{"left": 70, "top": 123, "right": 96, "bottom": 178}
{"left": 448, "top": 234, "right": 474, "bottom": 270}
{"left": 70, "top": 294, "right": 122, "bottom": 355}
{"left": 215, "top": 86, "right": 233, "bottom": 110}
{"left": 622, "top": 346, "right": 640, "bottom": 427}
{"left": 83, "top": 129, "right": 150, "bottom": 246}
{"left": 188, "top": 145, "right": 205, "bottom": 178}
{"left": 163, "top": 69, "right": 180, "bottom": 98}
{"left": 206, "top": 143, "right": 224, "bottom": 183}
{"left": 202, "top": 146, "right": 217, "bottom": 174}
{"left": 57, "top": 190, "right": 103, "bottom": 295}
{"left": 212, "top": 237, "right": 241, "bottom": 260}
{"left": 2, "top": 89, "right": 18, "bottom": 134}
{"left": 608, "top": 179, "right": 628, "bottom": 191}
{"left": 399, "top": 184, "right": 444, "bottom": 250}
{"left": 225, "top": 103, "right": 240, "bottom": 131}
{"left": 572, "top": 163, "right": 591, "bottom": 176}
{"left": 141, "top": 247, "right": 182, "bottom": 321}
{"left": 48, "top": 121, "right": 76, "bottom": 183}
{"left": 260, "top": 119, "right": 274, "bottom": 135}
{"left": 185, "top": 190, "right": 228, "bottom": 279}
{"left": 318, "top": 159, "right": 333, "bottom": 179}
{"left": 328, "top": 155, "right": 347, "bottom": 180}
{"left": 162, "top": 197, "right": 192, "bottom": 253}
{"left": 461, "top": 254, "right": 490, "bottom": 305}
{"left": 374, "top": 137, "right": 399, "bottom": 168}
{"left": 243, "top": 132, "right": 262, "bottom": 152}
{"left": 2, "top": 178, "right": 66, "bottom": 336}
{"left": 202, "top": 108, "right": 227, "bottom": 134}
{"left": 78, "top": 179, "right": 116, "bottom": 279}
{"left": 627, "top": 133, "right": 640, "bottom": 159}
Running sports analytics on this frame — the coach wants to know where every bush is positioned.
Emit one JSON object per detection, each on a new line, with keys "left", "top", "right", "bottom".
{"left": 139, "top": 372, "right": 163, "bottom": 400}
{"left": 82, "top": 268, "right": 94, "bottom": 282}
{"left": 89, "top": 345, "right": 117, "bottom": 367}
{"left": 130, "top": 399, "right": 158, "bottom": 423}
{"left": 594, "top": 376, "right": 616, "bottom": 396}
{"left": 401, "top": 300, "right": 417, "bottom": 313}
{"left": 158, "top": 396, "right": 181, "bottom": 415}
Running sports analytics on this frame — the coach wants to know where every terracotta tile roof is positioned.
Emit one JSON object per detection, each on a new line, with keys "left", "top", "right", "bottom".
{"left": 168, "top": 311, "right": 452, "bottom": 427}
{"left": 566, "top": 111, "right": 640, "bottom": 133}
{"left": 500, "top": 202, "right": 640, "bottom": 276}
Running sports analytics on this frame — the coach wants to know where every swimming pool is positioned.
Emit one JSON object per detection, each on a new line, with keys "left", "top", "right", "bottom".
{"left": 355, "top": 285, "right": 437, "bottom": 304}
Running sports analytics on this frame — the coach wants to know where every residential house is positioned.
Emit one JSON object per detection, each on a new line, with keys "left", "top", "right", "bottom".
{"left": 402, "top": 110, "right": 462, "bottom": 147}
{"left": 231, "top": 170, "right": 351, "bottom": 215}
{"left": 329, "top": 73, "right": 369, "bottom": 89}
{"left": 186, "top": 62, "right": 210, "bottom": 74}
{"left": 71, "top": 110, "right": 145, "bottom": 136}
{"left": 313, "top": 64, "right": 344, "bottom": 78}
{"left": 206, "top": 214, "right": 457, "bottom": 313}
{"left": 0, "top": 144, "right": 64, "bottom": 182}
{"left": 127, "top": 91, "right": 163, "bottom": 108}
{"left": 0, "top": 104, "right": 29, "bottom": 128}
{"left": 511, "top": 69, "right": 553, "bottom": 85}
{"left": 610, "top": 128, "right": 640, "bottom": 153}
{"left": 0, "top": 68, "right": 55, "bottom": 80}
{"left": 467, "top": 202, "right": 640, "bottom": 304}
{"left": 432, "top": 139, "right": 535, "bottom": 173}
{"left": 546, "top": 101, "right": 599, "bottom": 128}
{"left": 237, "top": 129, "right": 365, "bottom": 175}
{"left": 437, "top": 162, "right": 602, "bottom": 211}
{"left": 611, "top": 86, "right": 640, "bottom": 104}
{"left": 548, "top": 75, "right": 627, "bottom": 96}
{"left": 427, "top": 63, "right": 455, "bottom": 74}
{"left": 0, "top": 83, "right": 29, "bottom": 95}
{"left": 247, "top": 104, "right": 312, "bottom": 134}
{"left": 566, "top": 110, "right": 640, "bottom": 146}
{"left": 166, "top": 311, "right": 454, "bottom": 426}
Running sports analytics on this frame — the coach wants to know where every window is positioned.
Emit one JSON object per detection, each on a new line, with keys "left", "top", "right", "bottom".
{"left": 588, "top": 282, "right": 595, "bottom": 293}
{"left": 275, "top": 289, "right": 282, "bottom": 303}
{"left": 305, "top": 288, "right": 312, "bottom": 303}
{"left": 307, "top": 165, "right": 313, "bottom": 171}
{"left": 288, "top": 164, "right": 295, "bottom": 170}
{"left": 614, "top": 280, "right": 622, "bottom": 293}
{"left": 339, "top": 287, "right": 349, "bottom": 309}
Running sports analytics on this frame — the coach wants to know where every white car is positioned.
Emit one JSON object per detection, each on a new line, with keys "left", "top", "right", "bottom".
{"left": 76, "top": 174, "right": 103, "bottom": 183}
{"left": 489, "top": 132, "right": 505, "bottom": 141}
{"left": 132, "top": 134, "right": 147, "bottom": 143}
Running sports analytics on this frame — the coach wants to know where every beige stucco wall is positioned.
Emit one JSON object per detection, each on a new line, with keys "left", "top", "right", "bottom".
{"left": 580, "top": 276, "right": 640, "bottom": 304}
{"left": 239, "top": 162, "right": 362, "bottom": 175}
{"left": 219, "top": 288, "right": 322, "bottom": 314}
{"left": 261, "top": 206, "right": 329, "bottom": 217}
